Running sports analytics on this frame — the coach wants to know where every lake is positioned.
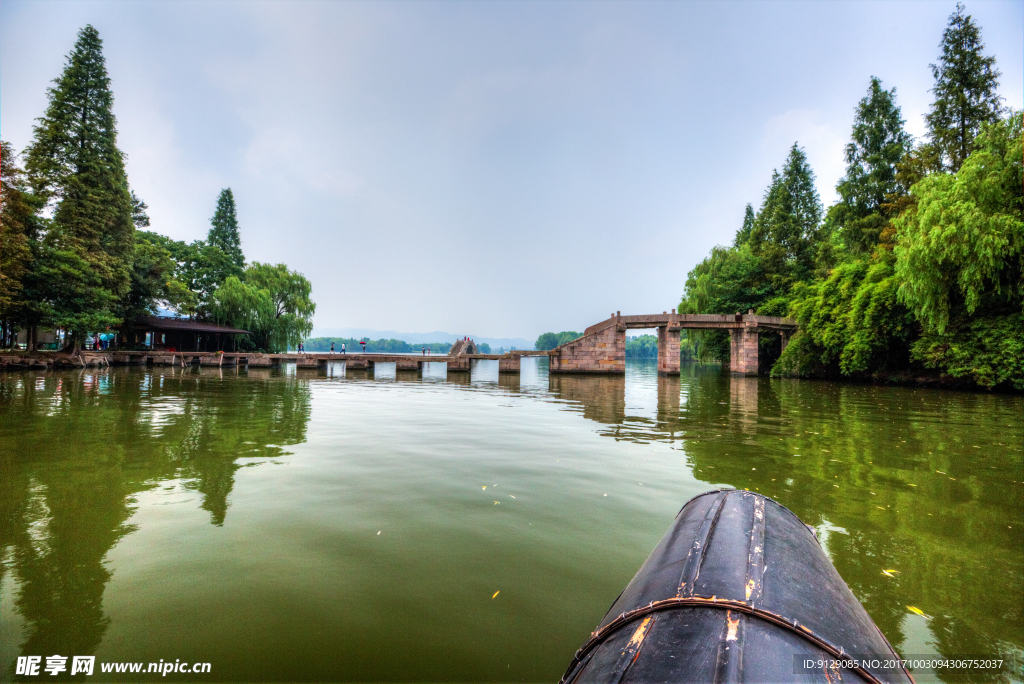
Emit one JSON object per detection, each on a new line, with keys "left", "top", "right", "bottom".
{"left": 1, "top": 360, "right": 1021, "bottom": 682}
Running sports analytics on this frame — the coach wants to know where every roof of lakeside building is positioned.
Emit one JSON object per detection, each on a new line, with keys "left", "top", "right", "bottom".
{"left": 134, "top": 316, "right": 250, "bottom": 335}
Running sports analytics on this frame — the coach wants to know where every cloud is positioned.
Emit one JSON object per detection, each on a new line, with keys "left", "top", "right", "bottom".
{"left": 2, "top": 1, "right": 1021, "bottom": 337}
{"left": 759, "top": 109, "right": 847, "bottom": 205}
{"left": 242, "top": 127, "right": 365, "bottom": 199}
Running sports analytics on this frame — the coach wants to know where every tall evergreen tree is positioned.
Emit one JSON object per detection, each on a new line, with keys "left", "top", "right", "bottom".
{"left": 208, "top": 188, "right": 244, "bottom": 273}
{"left": 831, "top": 77, "right": 912, "bottom": 252}
{"left": 750, "top": 143, "right": 823, "bottom": 289}
{"left": 926, "top": 2, "right": 1002, "bottom": 172}
{"left": 0, "top": 142, "right": 36, "bottom": 343}
{"left": 130, "top": 189, "right": 150, "bottom": 228}
{"left": 733, "top": 203, "right": 756, "bottom": 246}
{"left": 24, "top": 25, "right": 134, "bottom": 344}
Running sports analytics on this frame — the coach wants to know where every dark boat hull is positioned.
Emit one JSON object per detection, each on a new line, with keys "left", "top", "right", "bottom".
{"left": 560, "top": 489, "right": 914, "bottom": 684}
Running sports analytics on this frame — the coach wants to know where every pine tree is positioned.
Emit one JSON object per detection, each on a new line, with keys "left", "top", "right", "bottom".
{"left": 208, "top": 188, "right": 244, "bottom": 273}
{"left": 24, "top": 25, "right": 134, "bottom": 344}
{"left": 0, "top": 142, "right": 36, "bottom": 340}
{"left": 926, "top": 2, "right": 1002, "bottom": 172}
{"left": 733, "top": 203, "right": 756, "bottom": 246}
{"left": 750, "top": 144, "right": 823, "bottom": 289}
{"left": 832, "top": 77, "right": 912, "bottom": 251}
{"left": 130, "top": 189, "right": 150, "bottom": 228}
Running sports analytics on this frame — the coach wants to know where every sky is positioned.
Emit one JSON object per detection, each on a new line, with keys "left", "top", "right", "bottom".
{"left": 2, "top": 1, "right": 1022, "bottom": 340}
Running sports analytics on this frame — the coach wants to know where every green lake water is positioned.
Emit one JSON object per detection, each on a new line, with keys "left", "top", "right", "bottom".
{"left": 1, "top": 359, "right": 1021, "bottom": 682}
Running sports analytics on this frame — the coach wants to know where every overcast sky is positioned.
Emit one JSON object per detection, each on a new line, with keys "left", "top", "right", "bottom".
{"left": 2, "top": 1, "right": 1021, "bottom": 339}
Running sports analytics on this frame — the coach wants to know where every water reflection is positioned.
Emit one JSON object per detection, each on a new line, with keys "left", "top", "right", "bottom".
{"left": 540, "top": 361, "right": 1024, "bottom": 677}
{"left": 549, "top": 374, "right": 626, "bottom": 427}
{"left": 0, "top": 363, "right": 1020, "bottom": 682}
{"left": 0, "top": 369, "right": 311, "bottom": 677}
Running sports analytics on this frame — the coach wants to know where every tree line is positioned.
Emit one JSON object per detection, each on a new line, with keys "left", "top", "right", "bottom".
{"left": 678, "top": 4, "right": 1021, "bottom": 389}
{"left": 625, "top": 334, "right": 700, "bottom": 360}
{"left": 535, "top": 331, "right": 581, "bottom": 350}
{"left": 0, "top": 26, "right": 315, "bottom": 353}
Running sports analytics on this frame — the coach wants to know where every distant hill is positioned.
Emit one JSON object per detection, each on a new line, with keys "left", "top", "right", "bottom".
{"left": 310, "top": 328, "right": 534, "bottom": 351}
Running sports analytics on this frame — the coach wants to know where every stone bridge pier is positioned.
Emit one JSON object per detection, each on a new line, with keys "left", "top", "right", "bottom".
{"left": 656, "top": 316, "right": 682, "bottom": 375}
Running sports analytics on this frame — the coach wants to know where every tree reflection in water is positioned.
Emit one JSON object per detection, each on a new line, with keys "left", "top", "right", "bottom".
{"left": 543, "top": 360, "right": 1023, "bottom": 677}
{"left": 0, "top": 362, "right": 1019, "bottom": 682}
{"left": 0, "top": 367, "right": 310, "bottom": 676}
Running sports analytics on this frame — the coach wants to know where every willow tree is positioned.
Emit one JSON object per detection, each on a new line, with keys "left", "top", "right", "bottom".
{"left": 209, "top": 263, "right": 314, "bottom": 352}
{"left": 894, "top": 113, "right": 1023, "bottom": 388}
{"left": 25, "top": 25, "right": 134, "bottom": 345}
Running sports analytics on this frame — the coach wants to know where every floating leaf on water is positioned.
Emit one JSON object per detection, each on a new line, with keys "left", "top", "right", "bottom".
{"left": 492, "top": 591, "right": 500, "bottom": 599}
{"left": 494, "top": 501, "right": 500, "bottom": 505}
{"left": 907, "top": 606, "right": 931, "bottom": 619}
{"left": 882, "top": 569, "right": 900, "bottom": 577}
{"left": 482, "top": 486, "right": 487, "bottom": 490}
{"left": 509, "top": 495, "right": 515, "bottom": 499}
{"left": 936, "top": 471, "right": 946, "bottom": 474}
{"left": 377, "top": 531, "right": 381, "bottom": 535}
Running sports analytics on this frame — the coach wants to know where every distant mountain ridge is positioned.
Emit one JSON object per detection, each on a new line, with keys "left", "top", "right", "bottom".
{"left": 310, "top": 328, "right": 534, "bottom": 351}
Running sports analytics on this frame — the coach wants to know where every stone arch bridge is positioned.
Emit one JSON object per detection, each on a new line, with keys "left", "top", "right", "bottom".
{"left": 549, "top": 311, "right": 797, "bottom": 376}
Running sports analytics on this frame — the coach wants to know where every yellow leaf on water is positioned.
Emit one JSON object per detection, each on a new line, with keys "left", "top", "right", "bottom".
{"left": 482, "top": 486, "right": 487, "bottom": 490}
{"left": 492, "top": 591, "right": 500, "bottom": 599}
{"left": 882, "top": 569, "right": 899, "bottom": 577}
{"left": 876, "top": 506, "right": 886, "bottom": 510}
{"left": 907, "top": 606, "right": 930, "bottom": 619}
{"left": 509, "top": 495, "right": 515, "bottom": 499}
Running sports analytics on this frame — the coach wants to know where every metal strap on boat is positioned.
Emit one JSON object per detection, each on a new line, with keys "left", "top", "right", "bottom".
{"left": 562, "top": 492, "right": 913, "bottom": 684}
{"left": 560, "top": 597, "right": 896, "bottom": 684}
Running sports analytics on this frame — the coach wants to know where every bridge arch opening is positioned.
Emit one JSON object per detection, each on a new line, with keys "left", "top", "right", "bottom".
{"left": 421, "top": 361, "right": 447, "bottom": 380}
{"left": 372, "top": 362, "right": 397, "bottom": 380}
{"left": 470, "top": 359, "right": 499, "bottom": 383}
